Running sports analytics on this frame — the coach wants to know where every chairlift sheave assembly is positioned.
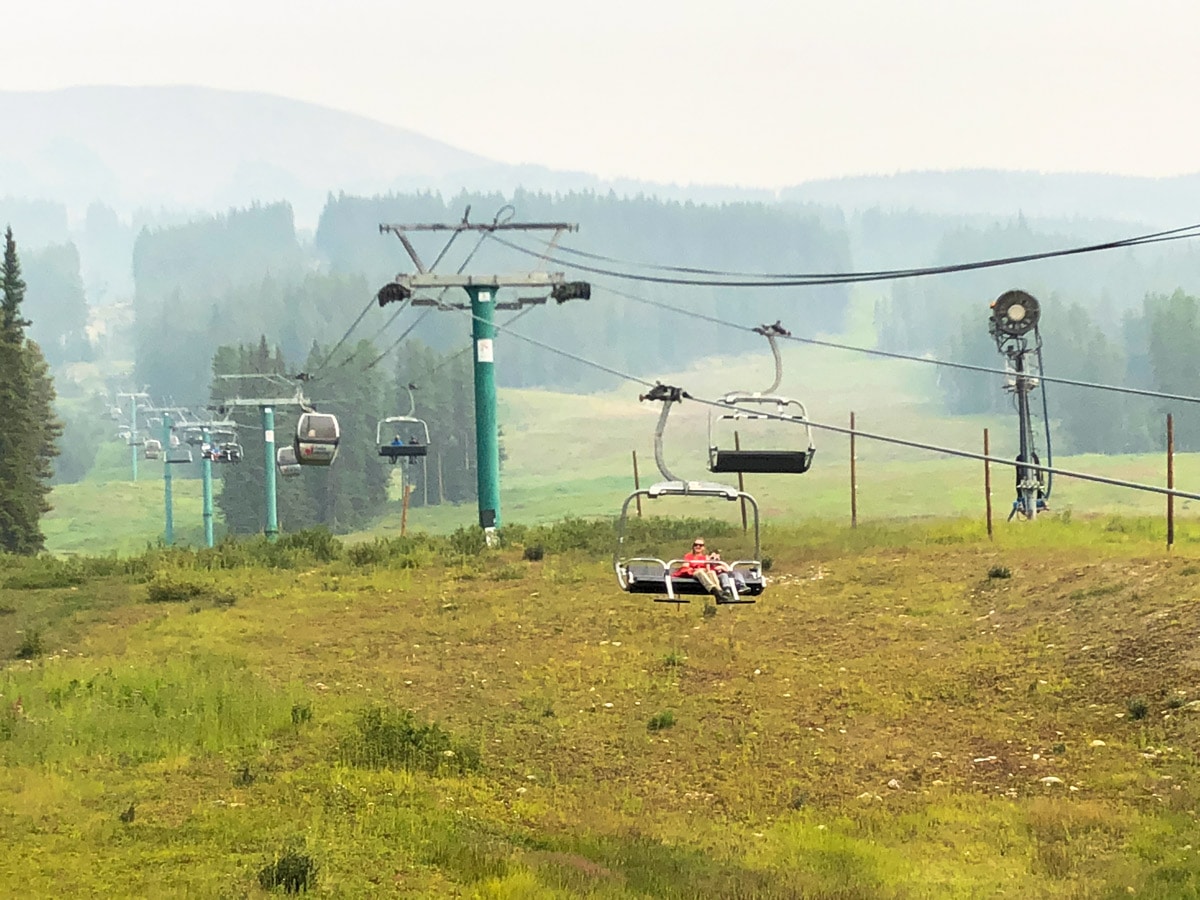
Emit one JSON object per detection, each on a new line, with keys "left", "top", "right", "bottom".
{"left": 708, "top": 322, "right": 815, "bottom": 475}
{"left": 294, "top": 410, "right": 341, "bottom": 467}
{"left": 614, "top": 383, "right": 765, "bottom": 605}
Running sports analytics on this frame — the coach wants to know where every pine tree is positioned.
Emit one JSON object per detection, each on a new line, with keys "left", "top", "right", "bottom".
{"left": 0, "top": 227, "right": 61, "bottom": 554}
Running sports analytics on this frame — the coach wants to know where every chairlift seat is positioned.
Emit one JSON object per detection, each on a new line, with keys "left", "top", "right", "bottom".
{"left": 710, "top": 449, "right": 815, "bottom": 474}
{"left": 378, "top": 443, "right": 428, "bottom": 461}
{"left": 622, "top": 562, "right": 764, "bottom": 604}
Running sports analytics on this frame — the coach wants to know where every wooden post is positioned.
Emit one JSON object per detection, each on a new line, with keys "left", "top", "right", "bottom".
{"left": 632, "top": 450, "right": 643, "bottom": 518}
{"left": 984, "top": 428, "right": 993, "bottom": 540}
{"left": 734, "top": 431, "right": 748, "bottom": 533}
{"left": 1167, "top": 413, "right": 1175, "bottom": 550}
{"left": 437, "top": 451, "right": 445, "bottom": 505}
{"left": 401, "top": 481, "right": 413, "bottom": 536}
{"left": 850, "top": 412, "right": 858, "bottom": 528}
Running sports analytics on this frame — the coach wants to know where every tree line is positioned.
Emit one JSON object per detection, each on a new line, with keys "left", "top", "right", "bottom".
{"left": 0, "top": 228, "right": 61, "bottom": 553}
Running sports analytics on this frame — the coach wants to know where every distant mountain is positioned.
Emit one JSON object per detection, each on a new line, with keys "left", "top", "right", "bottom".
{"left": 2, "top": 85, "right": 1197, "bottom": 235}
{"left": 782, "top": 169, "right": 1200, "bottom": 226}
{"left": 0, "top": 86, "right": 787, "bottom": 230}
{"left": 0, "top": 86, "right": 515, "bottom": 225}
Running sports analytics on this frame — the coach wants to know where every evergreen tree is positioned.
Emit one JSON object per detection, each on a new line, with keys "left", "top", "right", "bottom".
{"left": 0, "top": 227, "right": 61, "bottom": 554}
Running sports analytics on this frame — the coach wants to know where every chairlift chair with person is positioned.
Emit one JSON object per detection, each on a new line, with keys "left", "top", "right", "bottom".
{"left": 614, "top": 384, "right": 765, "bottom": 605}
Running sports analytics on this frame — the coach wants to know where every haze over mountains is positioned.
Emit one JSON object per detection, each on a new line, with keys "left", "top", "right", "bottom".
{"left": 3, "top": 85, "right": 1199, "bottom": 232}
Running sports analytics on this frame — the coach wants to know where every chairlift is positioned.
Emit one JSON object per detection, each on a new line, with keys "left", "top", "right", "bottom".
{"left": 294, "top": 411, "right": 340, "bottom": 466}
{"left": 377, "top": 384, "right": 430, "bottom": 464}
{"left": 276, "top": 445, "right": 302, "bottom": 478}
{"left": 708, "top": 322, "right": 815, "bottom": 475}
{"left": 166, "top": 446, "right": 193, "bottom": 464}
{"left": 143, "top": 438, "right": 162, "bottom": 460}
{"left": 377, "top": 418, "right": 430, "bottom": 464}
{"left": 614, "top": 384, "right": 765, "bottom": 605}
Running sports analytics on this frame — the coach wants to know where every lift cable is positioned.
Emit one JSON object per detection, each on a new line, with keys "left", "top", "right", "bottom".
{"left": 505, "top": 222, "right": 1200, "bottom": 281}
{"left": 310, "top": 293, "right": 390, "bottom": 377}
{"left": 596, "top": 282, "right": 1200, "bottom": 407}
{"left": 456, "top": 306, "right": 1200, "bottom": 503}
{"left": 484, "top": 224, "right": 1200, "bottom": 288}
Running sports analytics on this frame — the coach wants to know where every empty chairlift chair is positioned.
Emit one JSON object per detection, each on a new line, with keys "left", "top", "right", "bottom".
{"left": 143, "top": 439, "right": 162, "bottom": 460}
{"left": 165, "top": 445, "right": 194, "bottom": 464}
{"left": 294, "top": 411, "right": 340, "bottom": 466}
{"left": 706, "top": 321, "right": 816, "bottom": 476}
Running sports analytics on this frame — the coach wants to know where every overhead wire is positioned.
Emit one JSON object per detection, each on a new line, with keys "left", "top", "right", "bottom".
{"left": 452, "top": 304, "right": 1200, "bottom": 503}
{"left": 511, "top": 222, "right": 1200, "bottom": 281}
{"left": 486, "top": 224, "right": 1200, "bottom": 288}
{"left": 593, "top": 281, "right": 1200, "bottom": 407}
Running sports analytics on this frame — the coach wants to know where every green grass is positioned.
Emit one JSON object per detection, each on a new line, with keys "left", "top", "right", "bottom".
{"left": 5, "top": 517, "right": 1200, "bottom": 896}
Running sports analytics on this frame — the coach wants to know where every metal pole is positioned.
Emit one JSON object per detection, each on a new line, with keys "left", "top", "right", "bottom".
{"left": 632, "top": 450, "right": 643, "bottom": 518}
{"left": 201, "top": 427, "right": 214, "bottom": 548}
{"left": 734, "top": 431, "right": 748, "bottom": 533}
{"left": 984, "top": 428, "right": 993, "bottom": 540}
{"left": 1167, "top": 413, "right": 1175, "bottom": 550}
{"left": 1014, "top": 352, "right": 1036, "bottom": 520}
{"left": 850, "top": 412, "right": 858, "bottom": 528}
{"left": 130, "top": 394, "right": 139, "bottom": 482}
{"left": 468, "top": 285, "right": 501, "bottom": 540}
{"left": 163, "top": 413, "right": 173, "bottom": 545}
{"left": 263, "top": 406, "right": 278, "bottom": 541}
{"left": 401, "top": 480, "right": 412, "bottom": 536}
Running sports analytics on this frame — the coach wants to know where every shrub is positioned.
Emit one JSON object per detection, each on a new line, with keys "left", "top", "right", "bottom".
{"left": 258, "top": 842, "right": 318, "bottom": 894}
{"left": 647, "top": 710, "right": 676, "bottom": 731}
{"left": 145, "top": 572, "right": 236, "bottom": 606}
{"left": 145, "top": 573, "right": 209, "bottom": 604}
{"left": 291, "top": 702, "right": 313, "bottom": 725}
{"left": 338, "top": 707, "right": 480, "bottom": 774}
{"left": 448, "top": 526, "right": 488, "bottom": 557}
{"left": 2, "top": 557, "right": 85, "bottom": 590}
{"left": 988, "top": 565, "right": 1012, "bottom": 579}
{"left": 15, "top": 629, "right": 43, "bottom": 660}
{"left": 1127, "top": 697, "right": 1149, "bottom": 720}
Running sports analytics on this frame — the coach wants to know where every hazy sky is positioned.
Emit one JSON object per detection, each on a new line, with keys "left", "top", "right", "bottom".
{"left": 5, "top": 0, "right": 1198, "bottom": 189}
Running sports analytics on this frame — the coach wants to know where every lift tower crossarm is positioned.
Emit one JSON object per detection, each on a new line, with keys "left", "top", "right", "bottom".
{"left": 393, "top": 272, "right": 568, "bottom": 291}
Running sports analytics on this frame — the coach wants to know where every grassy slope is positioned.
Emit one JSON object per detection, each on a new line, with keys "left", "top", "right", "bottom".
{"left": 4, "top": 519, "right": 1200, "bottom": 897}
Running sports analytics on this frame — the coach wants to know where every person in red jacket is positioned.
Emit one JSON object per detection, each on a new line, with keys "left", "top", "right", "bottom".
{"left": 673, "top": 538, "right": 732, "bottom": 601}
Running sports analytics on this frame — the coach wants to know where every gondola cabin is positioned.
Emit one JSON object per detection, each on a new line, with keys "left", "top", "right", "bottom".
{"left": 614, "top": 480, "right": 766, "bottom": 605}
{"left": 295, "top": 412, "right": 340, "bottom": 466}
{"left": 376, "top": 416, "right": 430, "bottom": 464}
{"left": 276, "top": 446, "right": 302, "bottom": 478}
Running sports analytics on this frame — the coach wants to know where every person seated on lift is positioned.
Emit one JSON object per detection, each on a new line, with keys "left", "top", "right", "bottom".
{"left": 391, "top": 433, "right": 405, "bottom": 447}
{"left": 672, "top": 538, "right": 734, "bottom": 602}
{"left": 707, "top": 548, "right": 747, "bottom": 597}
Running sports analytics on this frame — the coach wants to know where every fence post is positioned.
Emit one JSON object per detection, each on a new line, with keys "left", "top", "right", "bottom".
{"left": 1168, "top": 413, "right": 1175, "bottom": 550}
{"left": 984, "top": 428, "right": 993, "bottom": 540}
{"left": 850, "top": 412, "right": 858, "bottom": 528}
